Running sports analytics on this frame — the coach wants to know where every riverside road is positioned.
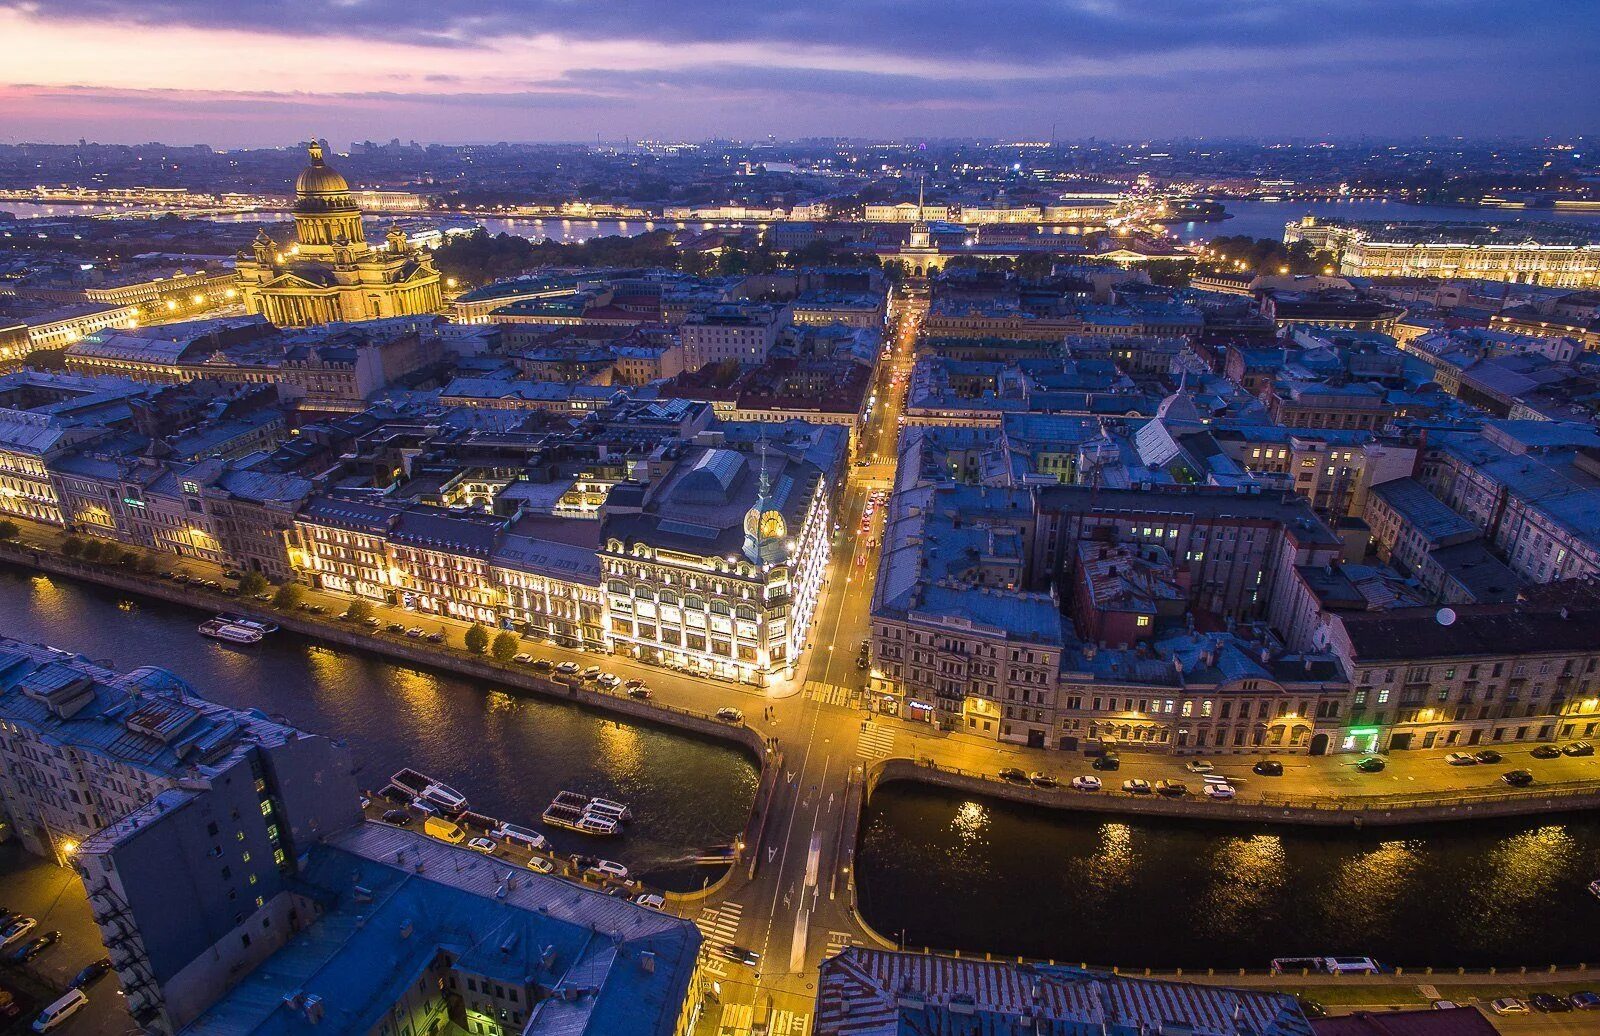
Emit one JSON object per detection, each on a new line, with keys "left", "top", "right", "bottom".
{"left": 4, "top": 290, "right": 1600, "bottom": 1035}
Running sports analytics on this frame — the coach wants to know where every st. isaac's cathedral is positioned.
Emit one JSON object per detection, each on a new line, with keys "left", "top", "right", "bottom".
{"left": 236, "top": 140, "right": 443, "bottom": 326}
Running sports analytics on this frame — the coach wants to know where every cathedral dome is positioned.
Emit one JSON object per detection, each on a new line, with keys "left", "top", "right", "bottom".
{"left": 295, "top": 141, "right": 354, "bottom": 204}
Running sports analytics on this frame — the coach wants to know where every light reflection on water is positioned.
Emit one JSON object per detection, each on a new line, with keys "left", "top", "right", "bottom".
{"left": 0, "top": 564, "right": 758, "bottom": 890}
{"left": 859, "top": 782, "right": 1600, "bottom": 968}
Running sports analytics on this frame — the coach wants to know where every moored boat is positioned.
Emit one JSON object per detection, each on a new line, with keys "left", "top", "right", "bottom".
{"left": 198, "top": 619, "right": 262, "bottom": 644}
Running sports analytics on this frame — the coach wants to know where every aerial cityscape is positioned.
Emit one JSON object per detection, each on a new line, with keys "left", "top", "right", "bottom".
{"left": 0, "top": 4, "right": 1598, "bottom": 1036}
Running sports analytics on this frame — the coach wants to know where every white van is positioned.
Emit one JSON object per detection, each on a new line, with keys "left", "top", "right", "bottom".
{"left": 490, "top": 822, "right": 547, "bottom": 852}
{"left": 33, "top": 989, "right": 88, "bottom": 1032}
{"left": 423, "top": 816, "right": 465, "bottom": 844}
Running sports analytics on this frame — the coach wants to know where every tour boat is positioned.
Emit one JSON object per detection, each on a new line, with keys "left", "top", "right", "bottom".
{"left": 215, "top": 613, "right": 279, "bottom": 635}
{"left": 585, "top": 797, "right": 633, "bottom": 822}
{"left": 197, "top": 619, "right": 262, "bottom": 644}
{"left": 541, "top": 793, "right": 620, "bottom": 836}
{"left": 419, "top": 781, "right": 469, "bottom": 814}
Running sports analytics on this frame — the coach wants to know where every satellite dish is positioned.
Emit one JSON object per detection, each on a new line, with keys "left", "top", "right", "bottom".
{"left": 1436, "top": 607, "right": 1457, "bottom": 627}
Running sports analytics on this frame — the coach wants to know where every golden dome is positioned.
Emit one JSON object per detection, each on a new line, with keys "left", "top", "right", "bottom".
{"left": 294, "top": 140, "right": 352, "bottom": 198}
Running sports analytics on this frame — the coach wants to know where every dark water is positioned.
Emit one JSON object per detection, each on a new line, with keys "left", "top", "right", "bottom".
{"left": 0, "top": 565, "right": 758, "bottom": 890}
{"left": 858, "top": 781, "right": 1600, "bottom": 970}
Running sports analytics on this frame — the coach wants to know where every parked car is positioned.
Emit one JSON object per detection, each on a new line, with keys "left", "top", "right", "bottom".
{"left": 1531, "top": 744, "right": 1562, "bottom": 759}
{"left": 513, "top": 653, "right": 534, "bottom": 664}
{"left": 425, "top": 632, "right": 444, "bottom": 643}
{"left": 380, "top": 809, "right": 412, "bottom": 826}
{"left": 385, "top": 622, "right": 406, "bottom": 633}
{"left": 1183, "top": 760, "right": 1215, "bottom": 774}
{"left": 1121, "top": 778, "right": 1153, "bottom": 795}
{"left": 634, "top": 893, "right": 666, "bottom": 910}
{"left": 597, "top": 673, "right": 621, "bottom": 689}
{"left": 1501, "top": 769, "right": 1535, "bottom": 787}
{"left": 715, "top": 707, "right": 744, "bottom": 723}
{"left": 1070, "top": 775, "right": 1102, "bottom": 792}
{"left": 1, "top": 917, "right": 37, "bottom": 948}
{"left": 1530, "top": 993, "right": 1572, "bottom": 1012}
{"left": 1253, "top": 759, "right": 1284, "bottom": 776}
{"left": 466, "top": 837, "right": 497, "bottom": 855}
{"left": 1431, "top": 1001, "right": 1460, "bottom": 1010}
{"left": 1444, "top": 752, "right": 1477, "bottom": 766}
{"left": 555, "top": 661, "right": 580, "bottom": 676}
{"left": 1562, "top": 740, "right": 1594, "bottom": 756}
{"left": 1154, "top": 779, "right": 1188, "bottom": 797}
{"left": 404, "top": 627, "right": 424, "bottom": 638}
{"left": 1204, "top": 783, "right": 1237, "bottom": 800}
{"left": 1091, "top": 753, "right": 1121, "bottom": 771}
{"left": 1473, "top": 749, "right": 1503, "bottom": 764}
{"left": 581, "top": 665, "right": 602, "bottom": 682}
{"left": 1295, "top": 997, "right": 1327, "bottom": 1019}
{"left": 1028, "top": 772, "right": 1058, "bottom": 789}
{"left": 10, "top": 930, "right": 60, "bottom": 963}
{"left": 1568, "top": 991, "right": 1600, "bottom": 1010}
{"left": 1490, "top": 998, "right": 1528, "bottom": 1015}
{"left": 997, "top": 767, "right": 1027, "bottom": 783}
{"left": 69, "top": 958, "right": 113, "bottom": 989}
{"left": 526, "top": 857, "right": 555, "bottom": 874}
{"left": 1355, "top": 756, "right": 1386, "bottom": 772}
{"left": 531, "top": 658, "right": 553, "bottom": 672}
{"left": 627, "top": 685, "right": 652, "bottom": 700}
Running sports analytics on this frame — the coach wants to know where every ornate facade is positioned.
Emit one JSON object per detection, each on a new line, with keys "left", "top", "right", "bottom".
{"left": 236, "top": 141, "right": 443, "bottom": 326}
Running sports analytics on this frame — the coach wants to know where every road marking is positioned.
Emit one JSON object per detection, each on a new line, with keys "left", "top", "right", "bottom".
{"left": 717, "top": 1003, "right": 753, "bottom": 1034}
{"left": 856, "top": 723, "right": 896, "bottom": 760}
{"left": 824, "top": 931, "right": 855, "bottom": 960}
{"left": 767, "top": 1009, "right": 810, "bottom": 1035}
{"left": 698, "top": 901, "right": 744, "bottom": 953}
{"left": 803, "top": 681, "right": 855, "bottom": 707}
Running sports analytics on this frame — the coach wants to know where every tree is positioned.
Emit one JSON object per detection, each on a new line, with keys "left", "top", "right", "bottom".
{"left": 345, "top": 598, "right": 374, "bottom": 624}
{"left": 464, "top": 623, "right": 490, "bottom": 654}
{"left": 0, "top": 520, "right": 18, "bottom": 541}
{"left": 272, "top": 582, "right": 305, "bottom": 610}
{"left": 490, "top": 630, "right": 519, "bottom": 662}
{"left": 60, "top": 537, "right": 84, "bottom": 557}
{"left": 237, "top": 571, "right": 269, "bottom": 596}
{"left": 118, "top": 549, "right": 140, "bottom": 566}
{"left": 80, "top": 539, "right": 104, "bottom": 561}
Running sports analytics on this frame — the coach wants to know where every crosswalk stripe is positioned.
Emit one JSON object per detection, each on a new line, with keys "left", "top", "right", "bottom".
{"left": 767, "top": 1009, "right": 810, "bottom": 1035}
{"left": 824, "top": 931, "right": 855, "bottom": 959}
{"left": 804, "top": 681, "right": 855, "bottom": 707}
{"left": 856, "top": 724, "right": 896, "bottom": 759}
{"left": 697, "top": 902, "right": 744, "bottom": 952}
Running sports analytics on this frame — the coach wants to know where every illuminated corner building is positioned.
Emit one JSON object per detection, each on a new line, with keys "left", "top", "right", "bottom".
{"left": 235, "top": 141, "right": 443, "bottom": 327}
{"left": 600, "top": 439, "right": 834, "bottom": 685}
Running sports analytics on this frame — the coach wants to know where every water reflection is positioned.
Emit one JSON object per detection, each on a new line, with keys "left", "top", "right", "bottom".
{"left": 858, "top": 782, "right": 1600, "bottom": 968}
{"left": 0, "top": 564, "right": 758, "bottom": 890}
{"left": 1194, "top": 834, "right": 1286, "bottom": 937}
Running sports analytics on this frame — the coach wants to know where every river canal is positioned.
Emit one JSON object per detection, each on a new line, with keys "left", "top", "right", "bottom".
{"left": 0, "top": 564, "right": 758, "bottom": 891}
{"left": 857, "top": 781, "right": 1600, "bottom": 970}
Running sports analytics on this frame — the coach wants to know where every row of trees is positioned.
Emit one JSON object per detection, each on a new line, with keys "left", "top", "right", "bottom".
{"left": 432, "top": 229, "right": 891, "bottom": 288}
{"left": 1199, "top": 235, "right": 1337, "bottom": 276}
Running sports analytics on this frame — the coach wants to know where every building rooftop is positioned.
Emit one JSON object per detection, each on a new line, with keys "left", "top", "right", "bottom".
{"left": 180, "top": 822, "right": 700, "bottom": 1036}
{"left": 814, "top": 947, "right": 1313, "bottom": 1036}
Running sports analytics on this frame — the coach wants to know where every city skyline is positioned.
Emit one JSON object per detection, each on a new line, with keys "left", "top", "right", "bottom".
{"left": 1, "top": 0, "right": 1596, "bottom": 146}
